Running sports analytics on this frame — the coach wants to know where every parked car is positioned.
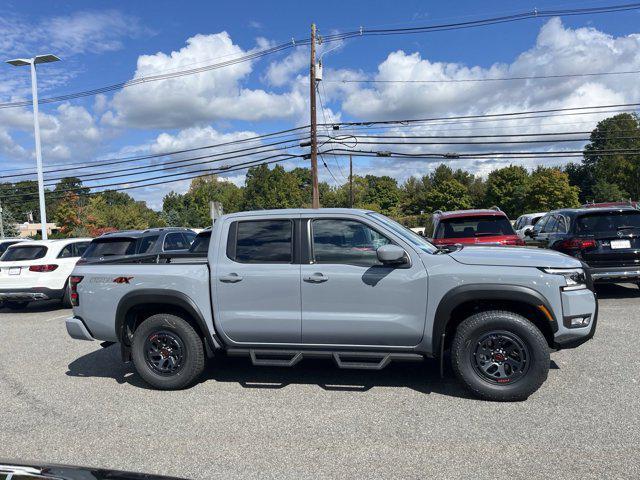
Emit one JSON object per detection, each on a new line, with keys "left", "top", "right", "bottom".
{"left": 582, "top": 200, "right": 638, "bottom": 209}
{"left": 525, "top": 206, "right": 640, "bottom": 284}
{"left": 0, "top": 238, "right": 91, "bottom": 309}
{"left": 514, "top": 212, "right": 546, "bottom": 240}
{"left": 0, "top": 460, "right": 187, "bottom": 480}
{"left": 188, "top": 227, "right": 211, "bottom": 254}
{"left": 0, "top": 237, "right": 27, "bottom": 256}
{"left": 66, "top": 208, "right": 597, "bottom": 401}
{"left": 431, "top": 207, "right": 525, "bottom": 246}
{"left": 79, "top": 227, "right": 196, "bottom": 263}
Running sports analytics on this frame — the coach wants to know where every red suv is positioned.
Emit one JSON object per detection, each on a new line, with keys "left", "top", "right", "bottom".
{"left": 431, "top": 208, "right": 524, "bottom": 246}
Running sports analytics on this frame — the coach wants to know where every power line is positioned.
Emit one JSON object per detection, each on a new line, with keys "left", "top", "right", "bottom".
{"left": 3, "top": 152, "right": 304, "bottom": 200}
{"left": 325, "top": 69, "right": 640, "bottom": 84}
{"left": 323, "top": 102, "right": 640, "bottom": 128}
{"left": 0, "top": 125, "right": 310, "bottom": 177}
{"left": 321, "top": 3, "right": 640, "bottom": 42}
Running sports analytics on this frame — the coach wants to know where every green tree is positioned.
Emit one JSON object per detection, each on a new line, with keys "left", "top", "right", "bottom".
{"left": 591, "top": 180, "right": 629, "bottom": 203}
{"left": 243, "top": 164, "right": 304, "bottom": 210}
{"left": 423, "top": 178, "right": 472, "bottom": 211}
{"left": 583, "top": 113, "right": 640, "bottom": 200}
{"left": 1, "top": 205, "right": 19, "bottom": 237}
{"left": 484, "top": 165, "right": 529, "bottom": 218}
{"left": 524, "top": 167, "right": 580, "bottom": 212}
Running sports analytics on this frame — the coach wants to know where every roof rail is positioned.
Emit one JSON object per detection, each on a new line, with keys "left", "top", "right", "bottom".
{"left": 490, "top": 205, "right": 501, "bottom": 211}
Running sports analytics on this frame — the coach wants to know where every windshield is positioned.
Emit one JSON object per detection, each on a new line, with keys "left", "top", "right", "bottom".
{"left": 436, "top": 215, "right": 515, "bottom": 238}
{"left": 0, "top": 245, "right": 47, "bottom": 261}
{"left": 82, "top": 238, "right": 138, "bottom": 258}
{"left": 368, "top": 212, "right": 437, "bottom": 253}
{"left": 575, "top": 210, "right": 640, "bottom": 233}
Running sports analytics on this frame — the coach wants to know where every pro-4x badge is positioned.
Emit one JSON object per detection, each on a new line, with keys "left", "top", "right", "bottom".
{"left": 113, "top": 276, "right": 134, "bottom": 284}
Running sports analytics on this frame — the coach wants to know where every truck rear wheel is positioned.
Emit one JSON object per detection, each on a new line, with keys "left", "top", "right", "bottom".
{"left": 131, "top": 313, "right": 205, "bottom": 390}
{"left": 451, "top": 310, "right": 550, "bottom": 401}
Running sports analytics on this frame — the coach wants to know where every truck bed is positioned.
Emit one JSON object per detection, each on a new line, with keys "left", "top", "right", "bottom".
{"left": 71, "top": 260, "right": 213, "bottom": 342}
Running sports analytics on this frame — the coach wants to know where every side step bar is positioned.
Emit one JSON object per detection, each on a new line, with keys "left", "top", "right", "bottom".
{"left": 227, "top": 349, "right": 423, "bottom": 371}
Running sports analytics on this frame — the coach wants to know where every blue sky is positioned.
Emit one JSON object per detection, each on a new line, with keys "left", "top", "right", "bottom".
{"left": 1, "top": 1, "right": 640, "bottom": 209}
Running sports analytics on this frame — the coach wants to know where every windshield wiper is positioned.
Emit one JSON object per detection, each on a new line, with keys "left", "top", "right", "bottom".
{"left": 616, "top": 225, "right": 640, "bottom": 230}
{"left": 474, "top": 232, "right": 499, "bottom": 236}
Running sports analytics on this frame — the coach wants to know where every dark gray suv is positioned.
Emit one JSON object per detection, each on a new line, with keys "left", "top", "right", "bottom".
{"left": 79, "top": 227, "right": 196, "bottom": 263}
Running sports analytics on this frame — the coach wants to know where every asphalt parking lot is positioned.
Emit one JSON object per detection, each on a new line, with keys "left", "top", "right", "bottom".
{"left": 1, "top": 285, "right": 639, "bottom": 480}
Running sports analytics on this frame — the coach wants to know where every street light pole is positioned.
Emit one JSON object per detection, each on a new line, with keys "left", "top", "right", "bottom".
{"left": 29, "top": 60, "right": 48, "bottom": 240}
{"left": 6, "top": 54, "right": 60, "bottom": 240}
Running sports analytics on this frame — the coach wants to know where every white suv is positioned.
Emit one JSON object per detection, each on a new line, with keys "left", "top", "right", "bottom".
{"left": 0, "top": 238, "right": 91, "bottom": 309}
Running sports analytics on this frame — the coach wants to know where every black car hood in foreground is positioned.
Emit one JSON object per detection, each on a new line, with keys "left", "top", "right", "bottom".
{"left": 0, "top": 461, "right": 189, "bottom": 480}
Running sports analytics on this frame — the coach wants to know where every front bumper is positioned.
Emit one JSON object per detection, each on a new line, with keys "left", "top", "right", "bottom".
{"left": 552, "top": 287, "right": 598, "bottom": 350}
{"left": 0, "top": 287, "right": 64, "bottom": 302}
{"left": 65, "top": 316, "right": 94, "bottom": 341}
{"left": 588, "top": 266, "right": 640, "bottom": 283}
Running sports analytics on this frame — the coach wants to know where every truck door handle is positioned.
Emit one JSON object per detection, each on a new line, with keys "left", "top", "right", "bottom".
{"left": 219, "top": 273, "right": 243, "bottom": 283}
{"left": 303, "top": 272, "right": 328, "bottom": 283}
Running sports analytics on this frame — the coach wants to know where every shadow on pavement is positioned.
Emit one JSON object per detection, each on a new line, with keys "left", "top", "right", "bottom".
{"left": 0, "top": 299, "right": 68, "bottom": 314}
{"left": 594, "top": 283, "right": 640, "bottom": 299}
{"left": 66, "top": 344, "right": 476, "bottom": 399}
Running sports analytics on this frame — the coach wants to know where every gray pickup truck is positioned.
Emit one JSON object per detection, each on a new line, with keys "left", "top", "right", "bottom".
{"left": 66, "top": 208, "right": 597, "bottom": 401}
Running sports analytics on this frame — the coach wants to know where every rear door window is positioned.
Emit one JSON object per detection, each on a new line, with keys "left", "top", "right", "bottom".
{"left": 183, "top": 232, "right": 196, "bottom": 246}
{"left": 163, "top": 232, "right": 189, "bottom": 251}
{"left": 57, "top": 244, "right": 76, "bottom": 258}
{"left": 189, "top": 232, "right": 211, "bottom": 254}
{"left": 137, "top": 235, "right": 159, "bottom": 254}
{"left": 228, "top": 220, "right": 293, "bottom": 263}
{"left": 1, "top": 245, "right": 47, "bottom": 261}
{"left": 82, "top": 238, "right": 137, "bottom": 258}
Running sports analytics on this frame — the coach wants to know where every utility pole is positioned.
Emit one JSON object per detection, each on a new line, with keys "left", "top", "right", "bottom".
{"left": 6, "top": 54, "right": 60, "bottom": 240}
{"left": 349, "top": 154, "right": 354, "bottom": 208}
{"left": 309, "top": 23, "right": 320, "bottom": 208}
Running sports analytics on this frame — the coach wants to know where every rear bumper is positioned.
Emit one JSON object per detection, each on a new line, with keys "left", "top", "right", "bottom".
{"left": 0, "top": 287, "right": 64, "bottom": 302}
{"left": 588, "top": 266, "right": 640, "bottom": 282}
{"left": 65, "top": 316, "right": 94, "bottom": 341}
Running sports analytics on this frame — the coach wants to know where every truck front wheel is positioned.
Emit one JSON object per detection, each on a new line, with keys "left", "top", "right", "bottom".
{"left": 451, "top": 310, "right": 550, "bottom": 401}
{"left": 131, "top": 313, "right": 205, "bottom": 390}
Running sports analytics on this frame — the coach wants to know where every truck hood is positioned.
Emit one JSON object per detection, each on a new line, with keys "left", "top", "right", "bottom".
{"left": 449, "top": 245, "right": 582, "bottom": 268}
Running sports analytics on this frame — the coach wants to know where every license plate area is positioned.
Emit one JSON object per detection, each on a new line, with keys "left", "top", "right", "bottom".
{"left": 8, "top": 267, "right": 21, "bottom": 275}
{"left": 610, "top": 239, "right": 631, "bottom": 249}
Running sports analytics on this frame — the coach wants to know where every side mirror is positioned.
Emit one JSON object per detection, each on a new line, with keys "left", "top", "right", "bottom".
{"left": 525, "top": 228, "right": 535, "bottom": 238}
{"left": 376, "top": 244, "right": 407, "bottom": 265}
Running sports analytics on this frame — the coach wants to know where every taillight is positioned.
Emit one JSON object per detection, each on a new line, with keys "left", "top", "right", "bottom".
{"left": 505, "top": 238, "right": 526, "bottom": 246}
{"left": 69, "top": 275, "right": 83, "bottom": 306}
{"left": 557, "top": 238, "right": 596, "bottom": 250}
{"left": 29, "top": 264, "right": 58, "bottom": 272}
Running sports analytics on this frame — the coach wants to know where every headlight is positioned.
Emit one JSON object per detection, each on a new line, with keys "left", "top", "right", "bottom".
{"left": 542, "top": 267, "right": 587, "bottom": 290}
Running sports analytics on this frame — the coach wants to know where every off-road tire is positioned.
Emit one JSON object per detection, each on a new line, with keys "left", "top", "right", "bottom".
{"left": 132, "top": 313, "right": 205, "bottom": 390}
{"left": 451, "top": 310, "right": 550, "bottom": 401}
{"left": 61, "top": 282, "right": 72, "bottom": 308}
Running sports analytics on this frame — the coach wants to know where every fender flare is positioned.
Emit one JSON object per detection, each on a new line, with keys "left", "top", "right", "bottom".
{"left": 431, "top": 284, "right": 558, "bottom": 356}
{"left": 115, "top": 289, "right": 218, "bottom": 350}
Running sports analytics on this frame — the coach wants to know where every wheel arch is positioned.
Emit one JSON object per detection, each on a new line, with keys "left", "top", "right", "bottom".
{"left": 115, "top": 289, "right": 218, "bottom": 357}
{"left": 432, "top": 284, "right": 558, "bottom": 356}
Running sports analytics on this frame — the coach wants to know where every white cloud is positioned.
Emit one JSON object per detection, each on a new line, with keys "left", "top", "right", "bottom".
{"left": 0, "top": 10, "right": 149, "bottom": 57}
{"left": 264, "top": 47, "right": 307, "bottom": 87}
{"left": 0, "top": 102, "right": 103, "bottom": 165}
{"left": 105, "top": 32, "right": 306, "bottom": 129}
